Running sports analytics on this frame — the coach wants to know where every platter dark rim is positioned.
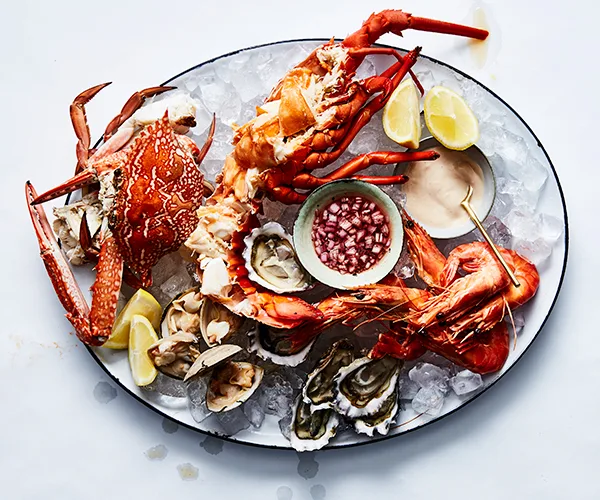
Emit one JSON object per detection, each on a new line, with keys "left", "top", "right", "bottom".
{"left": 83, "top": 38, "right": 570, "bottom": 451}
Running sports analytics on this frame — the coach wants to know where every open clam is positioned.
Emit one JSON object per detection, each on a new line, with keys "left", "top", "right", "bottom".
{"left": 206, "top": 361, "right": 264, "bottom": 413}
{"left": 147, "top": 332, "right": 201, "bottom": 380}
{"left": 200, "top": 298, "right": 243, "bottom": 347}
{"left": 302, "top": 339, "right": 354, "bottom": 411}
{"left": 289, "top": 396, "right": 339, "bottom": 452}
{"left": 243, "top": 222, "right": 312, "bottom": 294}
{"left": 334, "top": 357, "right": 402, "bottom": 419}
{"left": 160, "top": 287, "right": 203, "bottom": 338}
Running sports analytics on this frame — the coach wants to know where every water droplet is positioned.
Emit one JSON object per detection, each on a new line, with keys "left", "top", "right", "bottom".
{"left": 93, "top": 381, "right": 117, "bottom": 404}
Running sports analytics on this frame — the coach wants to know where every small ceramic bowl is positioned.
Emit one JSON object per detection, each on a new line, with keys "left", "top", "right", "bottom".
{"left": 393, "top": 136, "right": 496, "bottom": 239}
{"left": 293, "top": 180, "right": 403, "bottom": 290}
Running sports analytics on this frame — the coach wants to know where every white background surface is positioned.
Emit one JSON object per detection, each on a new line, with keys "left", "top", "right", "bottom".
{"left": 0, "top": 0, "right": 593, "bottom": 498}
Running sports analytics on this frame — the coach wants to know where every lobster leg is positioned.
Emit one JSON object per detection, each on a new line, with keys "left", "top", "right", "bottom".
{"left": 303, "top": 47, "right": 422, "bottom": 170}
{"left": 71, "top": 82, "right": 112, "bottom": 173}
{"left": 342, "top": 10, "right": 488, "bottom": 73}
{"left": 27, "top": 182, "right": 122, "bottom": 346}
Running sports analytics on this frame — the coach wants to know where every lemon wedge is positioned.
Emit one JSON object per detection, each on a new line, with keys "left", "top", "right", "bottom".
{"left": 424, "top": 86, "right": 479, "bottom": 151}
{"left": 128, "top": 314, "right": 159, "bottom": 386}
{"left": 104, "top": 289, "right": 161, "bottom": 349}
{"left": 382, "top": 78, "right": 421, "bottom": 149}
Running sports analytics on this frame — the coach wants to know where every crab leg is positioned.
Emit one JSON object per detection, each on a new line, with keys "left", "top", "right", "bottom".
{"left": 27, "top": 182, "right": 123, "bottom": 346}
{"left": 71, "top": 82, "right": 112, "bottom": 173}
{"left": 31, "top": 169, "right": 97, "bottom": 205}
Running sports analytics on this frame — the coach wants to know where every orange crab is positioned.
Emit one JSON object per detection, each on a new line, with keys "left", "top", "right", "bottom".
{"left": 26, "top": 85, "right": 215, "bottom": 346}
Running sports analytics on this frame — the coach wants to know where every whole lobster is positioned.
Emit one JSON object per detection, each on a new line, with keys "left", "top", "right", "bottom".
{"left": 185, "top": 9, "right": 489, "bottom": 330}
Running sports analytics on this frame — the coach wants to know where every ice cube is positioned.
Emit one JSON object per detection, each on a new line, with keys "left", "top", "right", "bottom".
{"left": 482, "top": 216, "right": 512, "bottom": 249}
{"left": 348, "top": 126, "right": 380, "bottom": 155}
{"left": 505, "top": 210, "right": 541, "bottom": 242}
{"left": 538, "top": 213, "right": 564, "bottom": 243}
{"left": 413, "top": 68, "right": 435, "bottom": 94}
{"left": 144, "top": 374, "right": 187, "bottom": 398}
{"left": 259, "top": 372, "right": 294, "bottom": 417}
{"left": 411, "top": 386, "right": 445, "bottom": 416}
{"left": 399, "top": 376, "right": 420, "bottom": 400}
{"left": 355, "top": 57, "right": 376, "bottom": 81}
{"left": 522, "top": 153, "right": 549, "bottom": 192}
{"left": 449, "top": 370, "right": 483, "bottom": 395}
{"left": 278, "top": 408, "right": 294, "bottom": 441}
{"left": 216, "top": 407, "right": 251, "bottom": 435}
{"left": 409, "top": 363, "right": 449, "bottom": 394}
{"left": 393, "top": 251, "right": 415, "bottom": 280}
{"left": 242, "top": 399, "right": 265, "bottom": 429}
{"left": 514, "top": 237, "right": 552, "bottom": 266}
{"left": 282, "top": 366, "right": 306, "bottom": 391}
{"left": 186, "top": 378, "right": 212, "bottom": 424}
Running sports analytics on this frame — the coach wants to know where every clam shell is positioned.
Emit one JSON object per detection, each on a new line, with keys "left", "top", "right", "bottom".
{"left": 160, "top": 287, "right": 203, "bottom": 339}
{"left": 183, "top": 344, "right": 243, "bottom": 382}
{"left": 200, "top": 298, "right": 243, "bottom": 347}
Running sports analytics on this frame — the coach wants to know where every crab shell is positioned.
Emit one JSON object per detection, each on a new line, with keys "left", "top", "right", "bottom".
{"left": 242, "top": 221, "right": 312, "bottom": 294}
{"left": 289, "top": 396, "right": 340, "bottom": 452}
{"left": 206, "top": 361, "right": 264, "bottom": 413}
{"left": 334, "top": 357, "right": 401, "bottom": 419}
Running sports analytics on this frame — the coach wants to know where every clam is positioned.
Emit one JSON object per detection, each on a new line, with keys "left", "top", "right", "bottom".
{"left": 147, "top": 332, "right": 201, "bottom": 379}
{"left": 200, "top": 298, "right": 244, "bottom": 347}
{"left": 302, "top": 339, "right": 354, "bottom": 411}
{"left": 243, "top": 222, "right": 312, "bottom": 294}
{"left": 206, "top": 361, "right": 264, "bottom": 413}
{"left": 161, "top": 287, "right": 203, "bottom": 338}
{"left": 289, "top": 396, "right": 339, "bottom": 452}
{"left": 248, "top": 324, "right": 315, "bottom": 367}
{"left": 183, "top": 344, "right": 243, "bottom": 382}
{"left": 334, "top": 356, "right": 402, "bottom": 419}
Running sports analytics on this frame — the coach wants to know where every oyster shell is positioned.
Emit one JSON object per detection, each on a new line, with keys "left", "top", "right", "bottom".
{"left": 334, "top": 357, "right": 402, "bottom": 419}
{"left": 248, "top": 324, "right": 315, "bottom": 367}
{"left": 243, "top": 222, "right": 312, "bottom": 293}
{"left": 200, "top": 298, "right": 243, "bottom": 347}
{"left": 147, "top": 332, "right": 201, "bottom": 379}
{"left": 302, "top": 339, "right": 354, "bottom": 411}
{"left": 353, "top": 391, "right": 399, "bottom": 437}
{"left": 184, "top": 344, "right": 243, "bottom": 382}
{"left": 206, "top": 361, "right": 264, "bottom": 413}
{"left": 160, "top": 287, "right": 203, "bottom": 338}
{"left": 289, "top": 396, "right": 339, "bottom": 452}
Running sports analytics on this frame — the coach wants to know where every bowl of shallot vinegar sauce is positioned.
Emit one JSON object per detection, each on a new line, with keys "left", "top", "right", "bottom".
{"left": 393, "top": 136, "right": 496, "bottom": 239}
{"left": 294, "top": 180, "right": 403, "bottom": 290}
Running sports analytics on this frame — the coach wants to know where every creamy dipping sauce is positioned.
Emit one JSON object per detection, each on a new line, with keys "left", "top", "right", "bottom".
{"left": 403, "top": 146, "right": 484, "bottom": 228}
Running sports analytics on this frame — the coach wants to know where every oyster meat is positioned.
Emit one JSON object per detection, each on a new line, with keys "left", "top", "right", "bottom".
{"left": 243, "top": 222, "right": 312, "bottom": 293}
{"left": 206, "top": 361, "right": 264, "bottom": 413}
{"left": 353, "top": 391, "right": 399, "bottom": 437}
{"left": 334, "top": 356, "right": 402, "bottom": 419}
{"left": 249, "top": 324, "right": 315, "bottom": 367}
{"left": 289, "top": 396, "right": 339, "bottom": 452}
{"left": 303, "top": 339, "right": 354, "bottom": 411}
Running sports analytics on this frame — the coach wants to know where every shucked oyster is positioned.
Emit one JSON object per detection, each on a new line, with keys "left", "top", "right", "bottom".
{"left": 206, "top": 361, "right": 264, "bottom": 413}
{"left": 334, "top": 356, "right": 401, "bottom": 419}
{"left": 353, "top": 391, "right": 399, "bottom": 437}
{"left": 243, "top": 222, "right": 312, "bottom": 293}
{"left": 302, "top": 339, "right": 355, "bottom": 411}
{"left": 249, "top": 324, "right": 315, "bottom": 367}
{"left": 289, "top": 396, "right": 339, "bottom": 452}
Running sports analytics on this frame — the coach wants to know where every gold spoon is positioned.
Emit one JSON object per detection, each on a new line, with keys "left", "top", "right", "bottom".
{"left": 461, "top": 185, "right": 520, "bottom": 288}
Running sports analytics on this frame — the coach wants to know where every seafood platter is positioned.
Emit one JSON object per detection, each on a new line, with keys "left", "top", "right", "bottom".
{"left": 26, "top": 10, "right": 567, "bottom": 450}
